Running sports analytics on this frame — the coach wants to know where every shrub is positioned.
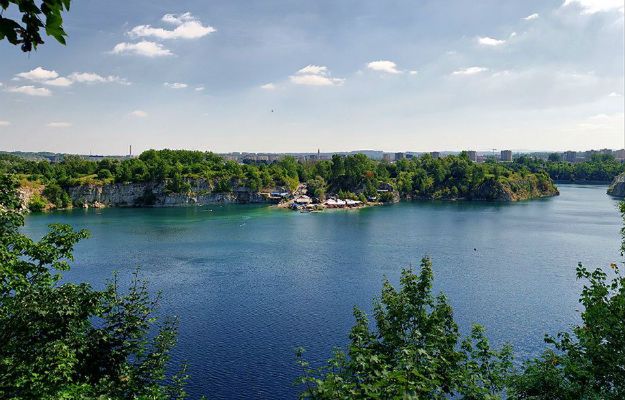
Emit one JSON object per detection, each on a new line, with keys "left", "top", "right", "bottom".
{"left": 43, "top": 183, "right": 71, "bottom": 208}
{"left": 378, "top": 191, "right": 395, "bottom": 203}
{"left": 297, "top": 258, "right": 513, "bottom": 399}
{"left": 0, "top": 174, "right": 191, "bottom": 399}
{"left": 27, "top": 194, "right": 47, "bottom": 212}
{"left": 97, "top": 168, "right": 113, "bottom": 180}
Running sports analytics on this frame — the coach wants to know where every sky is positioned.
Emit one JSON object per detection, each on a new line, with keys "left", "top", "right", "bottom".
{"left": 0, "top": 0, "right": 623, "bottom": 155}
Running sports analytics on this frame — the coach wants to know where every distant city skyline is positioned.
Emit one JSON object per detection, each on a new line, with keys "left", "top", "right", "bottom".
{"left": 4, "top": 147, "right": 624, "bottom": 160}
{"left": 1, "top": 0, "right": 623, "bottom": 154}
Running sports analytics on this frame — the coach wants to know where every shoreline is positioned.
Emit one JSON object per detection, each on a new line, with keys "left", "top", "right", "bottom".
{"left": 554, "top": 180, "right": 611, "bottom": 185}
{"left": 26, "top": 193, "right": 563, "bottom": 214}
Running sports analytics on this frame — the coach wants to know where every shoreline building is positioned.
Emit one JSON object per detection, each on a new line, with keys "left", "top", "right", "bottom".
{"left": 564, "top": 151, "right": 577, "bottom": 163}
{"left": 501, "top": 150, "right": 512, "bottom": 162}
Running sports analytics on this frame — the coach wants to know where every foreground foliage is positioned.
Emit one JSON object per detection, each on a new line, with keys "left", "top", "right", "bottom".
{"left": 0, "top": 174, "right": 188, "bottom": 399}
{"left": 297, "top": 258, "right": 514, "bottom": 399}
{"left": 0, "top": 0, "right": 71, "bottom": 52}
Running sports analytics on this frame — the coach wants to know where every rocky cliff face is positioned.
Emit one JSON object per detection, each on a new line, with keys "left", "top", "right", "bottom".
{"left": 471, "top": 176, "right": 559, "bottom": 201}
{"left": 17, "top": 185, "right": 41, "bottom": 211}
{"left": 608, "top": 173, "right": 625, "bottom": 197}
{"left": 17, "top": 181, "right": 54, "bottom": 211}
{"left": 471, "top": 179, "right": 514, "bottom": 201}
{"left": 68, "top": 179, "right": 275, "bottom": 208}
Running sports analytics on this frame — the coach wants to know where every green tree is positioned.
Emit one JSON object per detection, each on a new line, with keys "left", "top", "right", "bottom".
{"left": 244, "top": 166, "right": 263, "bottom": 192}
{"left": 548, "top": 153, "right": 562, "bottom": 162}
{"left": 0, "top": 0, "right": 71, "bottom": 52}
{"left": 42, "top": 182, "right": 71, "bottom": 208}
{"left": 97, "top": 168, "right": 113, "bottom": 180}
{"left": 27, "top": 193, "right": 47, "bottom": 212}
{"left": 306, "top": 176, "right": 327, "bottom": 201}
{"left": 297, "top": 257, "right": 513, "bottom": 399}
{"left": 166, "top": 171, "right": 192, "bottom": 194}
{"left": 0, "top": 174, "right": 190, "bottom": 399}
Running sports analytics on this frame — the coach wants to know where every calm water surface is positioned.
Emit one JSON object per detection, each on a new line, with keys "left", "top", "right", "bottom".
{"left": 23, "top": 184, "right": 622, "bottom": 399}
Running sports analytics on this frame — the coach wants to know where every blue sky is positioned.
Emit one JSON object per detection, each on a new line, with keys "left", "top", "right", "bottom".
{"left": 1, "top": 0, "right": 623, "bottom": 154}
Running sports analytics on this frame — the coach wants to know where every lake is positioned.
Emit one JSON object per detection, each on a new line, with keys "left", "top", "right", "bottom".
{"left": 22, "top": 184, "right": 622, "bottom": 399}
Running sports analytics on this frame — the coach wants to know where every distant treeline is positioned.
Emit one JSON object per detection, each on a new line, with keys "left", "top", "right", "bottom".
{"left": 1, "top": 150, "right": 559, "bottom": 204}
{"left": 518, "top": 153, "right": 625, "bottom": 182}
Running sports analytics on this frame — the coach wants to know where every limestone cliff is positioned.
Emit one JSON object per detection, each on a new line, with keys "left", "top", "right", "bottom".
{"left": 608, "top": 173, "right": 625, "bottom": 197}
{"left": 17, "top": 181, "right": 54, "bottom": 211}
{"left": 68, "top": 179, "right": 276, "bottom": 208}
{"left": 470, "top": 176, "right": 559, "bottom": 201}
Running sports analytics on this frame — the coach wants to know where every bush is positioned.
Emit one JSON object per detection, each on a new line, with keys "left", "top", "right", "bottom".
{"left": 297, "top": 258, "right": 513, "bottom": 399}
{"left": 97, "top": 168, "right": 113, "bottom": 180}
{"left": 378, "top": 191, "right": 395, "bottom": 203}
{"left": 307, "top": 176, "right": 327, "bottom": 201}
{"left": 165, "top": 173, "right": 192, "bottom": 194}
{"left": 336, "top": 190, "right": 357, "bottom": 200}
{"left": 43, "top": 183, "right": 71, "bottom": 208}
{"left": 511, "top": 258, "right": 625, "bottom": 399}
{"left": 27, "top": 194, "right": 47, "bottom": 212}
{"left": 0, "top": 174, "right": 191, "bottom": 399}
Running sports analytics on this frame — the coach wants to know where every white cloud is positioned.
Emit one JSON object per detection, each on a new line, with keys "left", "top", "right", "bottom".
{"left": 562, "top": 0, "right": 624, "bottom": 14}
{"left": 290, "top": 75, "right": 344, "bottom": 86}
{"left": 460, "top": 68, "right": 623, "bottom": 111}
{"left": 129, "top": 13, "right": 215, "bottom": 40}
{"left": 68, "top": 72, "right": 129, "bottom": 85}
{"left": 130, "top": 110, "right": 148, "bottom": 118}
{"left": 162, "top": 12, "right": 195, "bottom": 25}
{"left": 164, "top": 82, "right": 188, "bottom": 89}
{"left": 367, "top": 60, "right": 402, "bottom": 74}
{"left": 16, "top": 67, "right": 58, "bottom": 81}
{"left": 7, "top": 85, "right": 52, "bottom": 96}
{"left": 577, "top": 112, "right": 624, "bottom": 130}
{"left": 523, "top": 13, "right": 540, "bottom": 20}
{"left": 46, "top": 122, "right": 72, "bottom": 128}
{"left": 195, "top": 86, "right": 205, "bottom": 91}
{"left": 478, "top": 36, "right": 506, "bottom": 46}
{"left": 260, "top": 83, "right": 276, "bottom": 90}
{"left": 609, "top": 92, "right": 623, "bottom": 97}
{"left": 15, "top": 68, "right": 129, "bottom": 88}
{"left": 297, "top": 65, "right": 328, "bottom": 75}
{"left": 0, "top": 120, "right": 10, "bottom": 126}
{"left": 451, "top": 67, "right": 488, "bottom": 76}
{"left": 409, "top": 70, "right": 418, "bottom": 75}
{"left": 112, "top": 41, "right": 173, "bottom": 57}
{"left": 43, "top": 77, "right": 73, "bottom": 87}
{"left": 290, "top": 65, "right": 344, "bottom": 86}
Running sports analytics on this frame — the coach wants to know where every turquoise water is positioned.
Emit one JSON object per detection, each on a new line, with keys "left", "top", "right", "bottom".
{"left": 23, "top": 185, "right": 622, "bottom": 399}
